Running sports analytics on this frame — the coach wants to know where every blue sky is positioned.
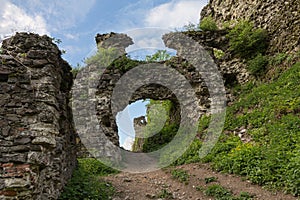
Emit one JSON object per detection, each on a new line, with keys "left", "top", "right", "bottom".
{"left": 0, "top": 0, "right": 208, "bottom": 66}
{"left": 0, "top": 0, "right": 208, "bottom": 149}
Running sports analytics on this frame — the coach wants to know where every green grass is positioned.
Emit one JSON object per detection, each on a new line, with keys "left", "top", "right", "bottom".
{"left": 170, "top": 62, "right": 300, "bottom": 196}
{"left": 204, "top": 184, "right": 253, "bottom": 200}
{"left": 204, "top": 184, "right": 254, "bottom": 200}
{"left": 59, "top": 158, "right": 118, "bottom": 200}
{"left": 203, "top": 62, "right": 300, "bottom": 195}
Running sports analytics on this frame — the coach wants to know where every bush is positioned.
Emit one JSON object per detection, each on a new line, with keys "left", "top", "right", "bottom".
{"left": 247, "top": 53, "right": 268, "bottom": 77}
{"left": 200, "top": 16, "right": 218, "bottom": 31}
{"left": 227, "top": 21, "right": 268, "bottom": 59}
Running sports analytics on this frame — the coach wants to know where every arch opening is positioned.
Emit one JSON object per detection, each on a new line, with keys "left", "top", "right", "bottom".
{"left": 116, "top": 98, "right": 181, "bottom": 152}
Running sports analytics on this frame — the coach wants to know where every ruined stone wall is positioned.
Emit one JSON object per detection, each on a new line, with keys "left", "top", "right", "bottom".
{"left": 93, "top": 32, "right": 229, "bottom": 152}
{"left": 0, "top": 33, "right": 76, "bottom": 200}
{"left": 201, "top": 0, "right": 300, "bottom": 54}
{"left": 132, "top": 116, "right": 147, "bottom": 152}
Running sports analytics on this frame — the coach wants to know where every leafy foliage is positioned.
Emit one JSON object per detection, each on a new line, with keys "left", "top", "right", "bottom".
{"left": 227, "top": 21, "right": 268, "bottom": 59}
{"left": 145, "top": 50, "right": 172, "bottom": 62}
{"left": 133, "top": 100, "right": 179, "bottom": 153}
{"left": 247, "top": 53, "right": 268, "bottom": 77}
{"left": 171, "top": 169, "right": 190, "bottom": 184}
{"left": 204, "top": 184, "right": 254, "bottom": 200}
{"left": 108, "top": 55, "right": 142, "bottom": 72}
{"left": 200, "top": 16, "right": 218, "bottom": 31}
{"left": 156, "top": 189, "right": 173, "bottom": 199}
{"left": 85, "top": 47, "right": 120, "bottom": 68}
{"left": 202, "top": 62, "right": 300, "bottom": 195}
{"left": 59, "top": 158, "right": 118, "bottom": 200}
{"left": 213, "top": 48, "right": 226, "bottom": 59}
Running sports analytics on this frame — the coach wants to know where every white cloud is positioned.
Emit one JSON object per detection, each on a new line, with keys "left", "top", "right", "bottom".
{"left": 121, "top": 137, "right": 134, "bottom": 151}
{"left": 24, "top": 0, "right": 96, "bottom": 32}
{"left": 126, "top": 28, "right": 173, "bottom": 53}
{"left": 6, "top": 0, "right": 96, "bottom": 34}
{"left": 0, "top": 0, "right": 48, "bottom": 39}
{"left": 145, "top": 0, "right": 208, "bottom": 29}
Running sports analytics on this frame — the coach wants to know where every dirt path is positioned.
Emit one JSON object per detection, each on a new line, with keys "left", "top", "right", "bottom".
{"left": 104, "top": 163, "right": 297, "bottom": 200}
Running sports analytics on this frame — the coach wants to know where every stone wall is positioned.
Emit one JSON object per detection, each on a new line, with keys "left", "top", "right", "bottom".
{"left": 0, "top": 33, "right": 76, "bottom": 200}
{"left": 132, "top": 116, "right": 147, "bottom": 152}
{"left": 201, "top": 0, "right": 300, "bottom": 54}
{"left": 92, "top": 32, "right": 230, "bottom": 153}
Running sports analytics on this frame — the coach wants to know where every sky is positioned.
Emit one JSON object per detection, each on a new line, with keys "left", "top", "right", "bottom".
{"left": 0, "top": 0, "right": 209, "bottom": 150}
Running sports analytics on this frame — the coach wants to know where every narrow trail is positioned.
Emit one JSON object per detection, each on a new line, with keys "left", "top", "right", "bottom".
{"left": 104, "top": 163, "right": 297, "bottom": 200}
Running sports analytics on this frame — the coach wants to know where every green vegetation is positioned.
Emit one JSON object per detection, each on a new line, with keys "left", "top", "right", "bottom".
{"left": 156, "top": 189, "right": 173, "bottom": 199}
{"left": 167, "top": 62, "right": 300, "bottom": 196}
{"left": 213, "top": 48, "right": 226, "bottom": 59}
{"left": 227, "top": 21, "right": 268, "bottom": 59}
{"left": 200, "top": 16, "right": 218, "bottom": 31}
{"left": 108, "top": 55, "right": 142, "bottom": 72}
{"left": 204, "top": 184, "right": 254, "bottom": 200}
{"left": 85, "top": 47, "right": 120, "bottom": 67}
{"left": 145, "top": 50, "right": 172, "bottom": 62}
{"left": 203, "top": 62, "right": 300, "bottom": 195}
{"left": 59, "top": 158, "right": 118, "bottom": 200}
{"left": 132, "top": 100, "right": 179, "bottom": 152}
{"left": 247, "top": 53, "right": 268, "bottom": 77}
{"left": 204, "top": 176, "right": 218, "bottom": 184}
{"left": 270, "top": 53, "right": 288, "bottom": 65}
{"left": 171, "top": 169, "right": 190, "bottom": 184}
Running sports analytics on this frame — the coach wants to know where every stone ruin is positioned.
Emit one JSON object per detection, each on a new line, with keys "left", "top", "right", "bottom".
{"left": 0, "top": 30, "right": 248, "bottom": 198}
{"left": 0, "top": 33, "right": 77, "bottom": 199}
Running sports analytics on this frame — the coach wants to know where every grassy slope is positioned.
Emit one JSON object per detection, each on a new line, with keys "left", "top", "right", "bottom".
{"left": 177, "top": 62, "right": 300, "bottom": 195}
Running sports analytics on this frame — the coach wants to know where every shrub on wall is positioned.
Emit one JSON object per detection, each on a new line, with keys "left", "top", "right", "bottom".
{"left": 247, "top": 53, "right": 268, "bottom": 77}
{"left": 200, "top": 16, "right": 218, "bottom": 31}
{"left": 227, "top": 21, "right": 268, "bottom": 59}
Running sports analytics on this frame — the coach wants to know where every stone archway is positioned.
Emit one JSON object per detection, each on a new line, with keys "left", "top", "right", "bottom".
{"left": 91, "top": 33, "right": 211, "bottom": 157}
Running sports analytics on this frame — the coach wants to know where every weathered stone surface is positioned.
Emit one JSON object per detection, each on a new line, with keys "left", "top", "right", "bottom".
{"left": 0, "top": 33, "right": 76, "bottom": 200}
{"left": 201, "top": 0, "right": 300, "bottom": 54}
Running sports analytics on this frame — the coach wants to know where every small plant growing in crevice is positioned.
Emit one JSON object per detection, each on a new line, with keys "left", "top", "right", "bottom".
{"left": 270, "top": 53, "right": 288, "bottom": 65}
{"left": 213, "top": 48, "right": 225, "bottom": 59}
{"left": 247, "top": 53, "right": 268, "bottom": 77}
{"left": 200, "top": 16, "right": 218, "bottom": 31}
{"left": 227, "top": 20, "right": 268, "bottom": 59}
